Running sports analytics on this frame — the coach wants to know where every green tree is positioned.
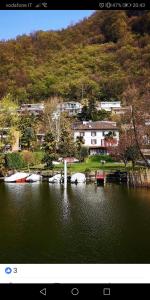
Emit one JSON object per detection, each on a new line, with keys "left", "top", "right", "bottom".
{"left": 75, "top": 136, "right": 85, "bottom": 161}
{"left": 19, "top": 113, "right": 37, "bottom": 150}
{"left": 101, "top": 11, "right": 128, "bottom": 43}
{"left": 95, "top": 109, "right": 111, "bottom": 121}
{"left": 0, "top": 154, "right": 6, "bottom": 175}
{"left": 58, "top": 120, "right": 75, "bottom": 158}
{"left": 78, "top": 105, "right": 90, "bottom": 121}
{"left": 21, "top": 127, "right": 36, "bottom": 150}
{"left": 78, "top": 97, "right": 97, "bottom": 121}
{"left": 0, "top": 94, "right": 19, "bottom": 151}
{"left": 42, "top": 131, "right": 58, "bottom": 169}
{"left": 79, "top": 146, "right": 89, "bottom": 162}
{"left": 78, "top": 101, "right": 110, "bottom": 122}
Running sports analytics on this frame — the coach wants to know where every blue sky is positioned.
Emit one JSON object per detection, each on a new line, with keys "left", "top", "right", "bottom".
{"left": 0, "top": 10, "right": 94, "bottom": 40}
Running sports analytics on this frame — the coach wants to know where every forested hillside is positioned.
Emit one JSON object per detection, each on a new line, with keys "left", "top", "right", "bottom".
{"left": 0, "top": 10, "right": 150, "bottom": 104}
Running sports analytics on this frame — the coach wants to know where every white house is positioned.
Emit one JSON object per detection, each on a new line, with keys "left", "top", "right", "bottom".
{"left": 97, "top": 101, "right": 121, "bottom": 112}
{"left": 74, "top": 121, "right": 119, "bottom": 155}
{"left": 112, "top": 106, "right": 131, "bottom": 115}
{"left": 18, "top": 103, "right": 44, "bottom": 115}
{"left": 57, "top": 101, "right": 82, "bottom": 116}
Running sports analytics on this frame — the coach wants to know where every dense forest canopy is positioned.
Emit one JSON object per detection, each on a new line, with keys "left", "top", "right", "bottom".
{"left": 0, "top": 10, "right": 150, "bottom": 104}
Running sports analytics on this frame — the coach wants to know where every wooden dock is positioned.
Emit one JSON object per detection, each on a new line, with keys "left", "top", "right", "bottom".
{"left": 96, "top": 171, "right": 106, "bottom": 186}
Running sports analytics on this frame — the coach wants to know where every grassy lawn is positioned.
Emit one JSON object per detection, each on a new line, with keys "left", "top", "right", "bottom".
{"left": 6, "top": 152, "right": 141, "bottom": 175}
{"left": 54, "top": 160, "right": 131, "bottom": 173}
{"left": 21, "top": 155, "right": 134, "bottom": 174}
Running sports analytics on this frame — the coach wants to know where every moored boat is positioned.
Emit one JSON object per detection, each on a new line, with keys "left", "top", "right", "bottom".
{"left": 71, "top": 173, "right": 86, "bottom": 184}
{"left": 26, "top": 174, "right": 42, "bottom": 182}
{"left": 4, "top": 172, "right": 29, "bottom": 183}
{"left": 49, "top": 174, "right": 62, "bottom": 183}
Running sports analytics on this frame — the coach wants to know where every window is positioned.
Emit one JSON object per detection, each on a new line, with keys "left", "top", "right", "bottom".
{"left": 80, "top": 132, "right": 85, "bottom": 137}
{"left": 91, "top": 139, "right": 97, "bottom": 145}
{"left": 91, "top": 131, "right": 96, "bottom": 137}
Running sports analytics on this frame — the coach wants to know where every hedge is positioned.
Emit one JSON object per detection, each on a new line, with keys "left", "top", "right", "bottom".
{"left": 4, "top": 152, "right": 26, "bottom": 169}
{"left": 89, "top": 154, "right": 114, "bottom": 162}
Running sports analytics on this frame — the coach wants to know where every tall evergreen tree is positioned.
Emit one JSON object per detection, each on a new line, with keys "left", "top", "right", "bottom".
{"left": 42, "top": 131, "right": 58, "bottom": 169}
{"left": 58, "top": 121, "right": 75, "bottom": 158}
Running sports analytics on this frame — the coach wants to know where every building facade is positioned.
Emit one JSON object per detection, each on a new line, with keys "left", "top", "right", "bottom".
{"left": 74, "top": 121, "right": 119, "bottom": 155}
{"left": 57, "top": 101, "right": 82, "bottom": 116}
{"left": 18, "top": 103, "right": 44, "bottom": 115}
{"left": 97, "top": 101, "right": 121, "bottom": 112}
{"left": 111, "top": 106, "right": 131, "bottom": 115}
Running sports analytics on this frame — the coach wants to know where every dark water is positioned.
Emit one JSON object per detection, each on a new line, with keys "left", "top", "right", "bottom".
{"left": 0, "top": 182, "right": 150, "bottom": 263}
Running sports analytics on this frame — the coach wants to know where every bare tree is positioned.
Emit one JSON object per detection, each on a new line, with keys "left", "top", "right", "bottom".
{"left": 42, "top": 96, "right": 63, "bottom": 144}
{"left": 122, "top": 85, "right": 150, "bottom": 167}
{"left": 109, "top": 129, "right": 138, "bottom": 168}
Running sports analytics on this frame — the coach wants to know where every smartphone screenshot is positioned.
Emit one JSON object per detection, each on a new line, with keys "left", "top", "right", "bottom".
{"left": 0, "top": 0, "right": 150, "bottom": 297}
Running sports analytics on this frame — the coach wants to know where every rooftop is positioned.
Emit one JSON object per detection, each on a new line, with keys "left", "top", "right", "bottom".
{"left": 73, "top": 121, "right": 118, "bottom": 131}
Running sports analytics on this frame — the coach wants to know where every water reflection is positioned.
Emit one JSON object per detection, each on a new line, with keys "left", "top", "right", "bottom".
{"left": 62, "top": 188, "right": 70, "bottom": 224}
{"left": 4, "top": 182, "right": 42, "bottom": 208}
{"left": 4, "top": 182, "right": 41, "bottom": 196}
{"left": 1, "top": 182, "right": 150, "bottom": 263}
{"left": 49, "top": 184, "right": 70, "bottom": 224}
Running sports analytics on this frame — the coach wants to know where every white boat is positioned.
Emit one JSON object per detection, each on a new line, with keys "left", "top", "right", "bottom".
{"left": 4, "top": 172, "right": 29, "bottom": 183}
{"left": 49, "top": 174, "right": 62, "bottom": 183}
{"left": 71, "top": 173, "right": 86, "bottom": 183}
{"left": 26, "top": 174, "right": 42, "bottom": 182}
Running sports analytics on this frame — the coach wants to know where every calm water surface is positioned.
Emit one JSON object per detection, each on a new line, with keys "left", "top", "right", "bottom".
{"left": 0, "top": 182, "right": 150, "bottom": 263}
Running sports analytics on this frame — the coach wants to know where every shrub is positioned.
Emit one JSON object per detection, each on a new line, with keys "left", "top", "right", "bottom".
{"left": 0, "top": 154, "right": 6, "bottom": 175}
{"left": 79, "top": 146, "right": 89, "bottom": 162}
{"left": 21, "top": 150, "right": 35, "bottom": 171}
{"left": 32, "top": 151, "right": 44, "bottom": 165}
{"left": 42, "top": 153, "right": 54, "bottom": 169}
{"left": 90, "top": 154, "right": 114, "bottom": 162}
{"left": 4, "top": 152, "right": 25, "bottom": 169}
{"left": 85, "top": 168, "right": 91, "bottom": 173}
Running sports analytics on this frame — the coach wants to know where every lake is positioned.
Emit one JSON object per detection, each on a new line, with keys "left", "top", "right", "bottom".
{"left": 0, "top": 182, "right": 150, "bottom": 263}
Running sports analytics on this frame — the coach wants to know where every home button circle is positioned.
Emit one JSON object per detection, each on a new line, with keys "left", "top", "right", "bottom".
{"left": 71, "top": 288, "right": 79, "bottom": 296}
